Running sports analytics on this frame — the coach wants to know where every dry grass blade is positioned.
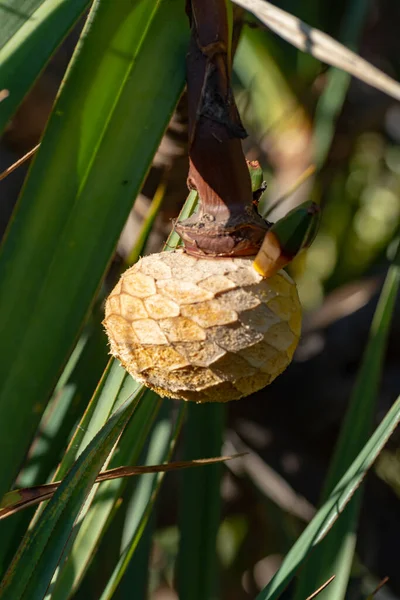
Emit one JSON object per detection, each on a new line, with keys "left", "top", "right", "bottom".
{"left": 0, "top": 454, "right": 245, "bottom": 520}
{"left": 0, "top": 144, "right": 40, "bottom": 182}
{"left": 232, "top": 0, "right": 400, "bottom": 101}
{"left": 225, "top": 433, "right": 315, "bottom": 522}
{"left": 367, "top": 576, "right": 389, "bottom": 599}
{"left": 305, "top": 576, "right": 336, "bottom": 599}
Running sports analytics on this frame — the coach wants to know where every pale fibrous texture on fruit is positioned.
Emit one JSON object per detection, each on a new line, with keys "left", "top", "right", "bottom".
{"left": 103, "top": 250, "right": 301, "bottom": 402}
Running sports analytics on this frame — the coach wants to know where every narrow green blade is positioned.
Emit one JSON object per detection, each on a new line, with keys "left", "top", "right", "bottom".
{"left": 0, "top": 388, "right": 144, "bottom": 600}
{"left": 55, "top": 360, "right": 134, "bottom": 480}
{"left": 313, "top": 0, "right": 372, "bottom": 166}
{"left": 294, "top": 244, "right": 400, "bottom": 599}
{"left": 0, "top": 0, "right": 91, "bottom": 134}
{"left": 49, "top": 391, "right": 162, "bottom": 599}
{"left": 126, "top": 180, "right": 167, "bottom": 266}
{"left": 0, "top": 0, "right": 189, "bottom": 498}
{"left": 0, "top": 313, "right": 108, "bottom": 575}
{"left": 256, "top": 393, "right": 400, "bottom": 600}
{"left": 19, "top": 310, "right": 108, "bottom": 488}
{"left": 177, "top": 403, "right": 225, "bottom": 600}
{"left": 11, "top": 162, "right": 198, "bottom": 598}
{"left": 114, "top": 514, "right": 155, "bottom": 600}
{"left": 47, "top": 164, "right": 199, "bottom": 598}
{"left": 99, "top": 403, "right": 187, "bottom": 600}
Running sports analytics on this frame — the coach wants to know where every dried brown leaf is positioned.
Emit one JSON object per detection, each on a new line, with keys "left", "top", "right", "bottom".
{"left": 233, "top": 0, "right": 400, "bottom": 101}
{"left": 0, "top": 144, "right": 40, "bottom": 182}
{"left": 0, "top": 454, "right": 245, "bottom": 520}
{"left": 305, "top": 575, "right": 336, "bottom": 599}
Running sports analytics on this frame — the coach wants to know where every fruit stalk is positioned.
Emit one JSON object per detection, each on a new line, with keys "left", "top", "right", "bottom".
{"left": 176, "top": 0, "right": 269, "bottom": 258}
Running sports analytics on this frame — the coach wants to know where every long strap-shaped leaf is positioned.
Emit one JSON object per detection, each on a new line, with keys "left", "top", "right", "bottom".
{"left": 232, "top": 0, "right": 400, "bottom": 101}
{"left": 99, "top": 404, "right": 187, "bottom": 600}
{"left": 0, "top": 184, "right": 199, "bottom": 600}
{"left": 177, "top": 402, "right": 225, "bottom": 600}
{"left": 41, "top": 389, "right": 162, "bottom": 598}
{"left": 49, "top": 192, "right": 202, "bottom": 600}
{"left": 0, "top": 0, "right": 189, "bottom": 499}
{"left": 0, "top": 352, "right": 125, "bottom": 575}
{"left": 293, "top": 243, "right": 400, "bottom": 599}
{"left": 255, "top": 392, "right": 400, "bottom": 600}
{"left": 312, "top": 0, "right": 372, "bottom": 166}
{"left": 0, "top": 389, "right": 144, "bottom": 600}
{"left": 0, "top": 0, "right": 91, "bottom": 134}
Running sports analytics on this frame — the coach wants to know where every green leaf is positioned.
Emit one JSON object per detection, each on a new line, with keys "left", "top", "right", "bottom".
{"left": 99, "top": 402, "right": 187, "bottom": 600}
{"left": 0, "top": 0, "right": 91, "bottom": 134}
{"left": 0, "top": 0, "right": 189, "bottom": 499}
{"left": 126, "top": 179, "right": 167, "bottom": 266}
{"left": 0, "top": 346, "right": 143, "bottom": 593}
{"left": 255, "top": 392, "right": 400, "bottom": 600}
{"left": 114, "top": 514, "right": 155, "bottom": 600}
{"left": 49, "top": 391, "right": 162, "bottom": 599}
{"left": 177, "top": 403, "right": 225, "bottom": 600}
{"left": 54, "top": 360, "right": 138, "bottom": 483}
{"left": 293, "top": 243, "right": 400, "bottom": 599}
{"left": 19, "top": 308, "right": 109, "bottom": 488}
{"left": 0, "top": 313, "right": 108, "bottom": 575}
{"left": 166, "top": 189, "right": 199, "bottom": 251}
{"left": 11, "top": 151, "right": 198, "bottom": 599}
{"left": 0, "top": 387, "right": 144, "bottom": 600}
{"left": 0, "top": 143, "right": 199, "bottom": 595}
{"left": 312, "top": 0, "right": 372, "bottom": 166}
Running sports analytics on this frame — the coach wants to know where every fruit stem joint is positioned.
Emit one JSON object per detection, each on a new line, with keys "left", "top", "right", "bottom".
{"left": 177, "top": 0, "right": 269, "bottom": 258}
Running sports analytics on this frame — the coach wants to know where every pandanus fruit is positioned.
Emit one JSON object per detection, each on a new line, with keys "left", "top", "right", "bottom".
{"left": 103, "top": 0, "right": 319, "bottom": 402}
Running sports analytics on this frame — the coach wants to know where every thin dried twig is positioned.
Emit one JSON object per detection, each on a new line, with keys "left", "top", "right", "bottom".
{"left": 368, "top": 576, "right": 389, "bottom": 598}
{"left": 305, "top": 575, "right": 336, "bottom": 600}
{"left": 0, "top": 144, "right": 40, "bottom": 182}
{"left": 0, "top": 453, "right": 245, "bottom": 520}
{"left": 224, "top": 433, "right": 315, "bottom": 522}
{"left": 233, "top": 0, "right": 400, "bottom": 102}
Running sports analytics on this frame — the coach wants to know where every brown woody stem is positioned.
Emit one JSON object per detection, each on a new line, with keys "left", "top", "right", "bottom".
{"left": 176, "top": 0, "right": 269, "bottom": 257}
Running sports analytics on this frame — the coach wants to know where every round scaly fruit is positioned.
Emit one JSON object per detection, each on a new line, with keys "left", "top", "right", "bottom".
{"left": 104, "top": 3, "right": 319, "bottom": 403}
{"left": 103, "top": 250, "right": 301, "bottom": 403}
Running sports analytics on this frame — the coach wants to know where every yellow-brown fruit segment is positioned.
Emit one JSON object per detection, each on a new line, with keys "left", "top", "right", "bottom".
{"left": 103, "top": 250, "right": 301, "bottom": 403}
